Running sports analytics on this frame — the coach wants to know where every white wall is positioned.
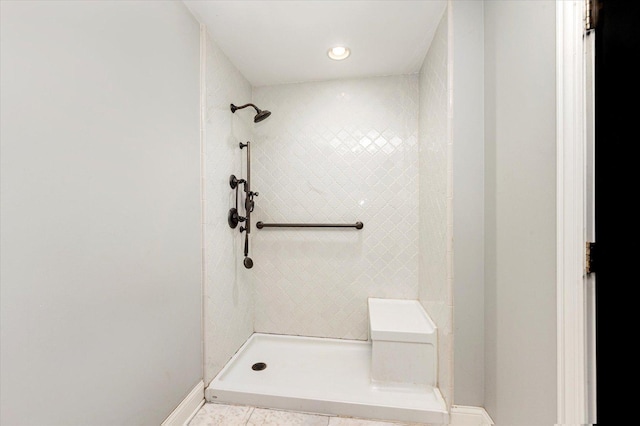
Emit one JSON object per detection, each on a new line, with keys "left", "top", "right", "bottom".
{"left": 251, "top": 75, "right": 419, "bottom": 340}
{"left": 451, "top": 0, "right": 485, "bottom": 407}
{"left": 483, "top": 1, "right": 557, "bottom": 424}
{"left": 418, "top": 8, "right": 453, "bottom": 407}
{"left": 0, "top": 2, "right": 201, "bottom": 424}
{"left": 202, "top": 30, "right": 255, "bottom": 384}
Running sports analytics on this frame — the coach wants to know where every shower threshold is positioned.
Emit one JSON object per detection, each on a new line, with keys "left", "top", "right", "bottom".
{"left": 205, "top": 333, "right": 449, "bottom": 424}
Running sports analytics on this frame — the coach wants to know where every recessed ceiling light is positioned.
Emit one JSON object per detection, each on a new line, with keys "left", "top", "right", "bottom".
{"left": 328, "top": 46, "right": 350, "bottom": 61}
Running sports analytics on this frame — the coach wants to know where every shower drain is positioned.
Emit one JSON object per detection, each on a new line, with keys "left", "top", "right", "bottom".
{"left": 251, "top": 362, "right": 267, "bottom": 371}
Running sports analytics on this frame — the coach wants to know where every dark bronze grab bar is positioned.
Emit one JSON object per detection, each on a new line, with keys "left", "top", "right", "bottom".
{"left": 256, "top": 221, "right": 363, "bottom": 230}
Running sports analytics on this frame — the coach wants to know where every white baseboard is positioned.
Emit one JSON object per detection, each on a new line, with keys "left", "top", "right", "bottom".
{"left": 449, "top": 405, "right": 494, "bottom": 425}
{"left": 162, "top": 380, "right": 205, "bottom": 426}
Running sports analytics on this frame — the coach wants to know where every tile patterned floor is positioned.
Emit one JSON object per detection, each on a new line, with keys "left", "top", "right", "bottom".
{"left": 189, "top": 403, "right": 428, "bottom": 426}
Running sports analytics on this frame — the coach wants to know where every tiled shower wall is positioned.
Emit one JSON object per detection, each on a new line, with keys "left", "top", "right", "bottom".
{"left": 203, "top": 29, "right": 254, "bottom": 383}
{"left": 418, "top": 10, "right": 454, "bottom": 407}
{"left": 251, "top": 76, "right": 420, "bottom": 340}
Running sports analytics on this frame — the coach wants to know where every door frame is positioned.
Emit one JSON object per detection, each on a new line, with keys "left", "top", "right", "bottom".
{"left": 556, "top": 1, "right": 596, "bottom": 424}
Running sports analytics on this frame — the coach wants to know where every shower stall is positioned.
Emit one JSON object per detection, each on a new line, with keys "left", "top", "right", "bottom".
{"left": 193, "top": 1, "right": 453, "bottom": 423}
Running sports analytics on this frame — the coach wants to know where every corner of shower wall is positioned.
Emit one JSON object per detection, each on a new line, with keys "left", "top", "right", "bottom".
{"left": 417, "top": 4, "right": 454, "bottom": 409}
{"left": 201, "top": 28, "right": 255, "bottom": 385}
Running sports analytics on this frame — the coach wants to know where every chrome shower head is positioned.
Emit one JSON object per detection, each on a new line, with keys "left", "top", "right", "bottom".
{"left": 230, "top": 103, "right": 271, "bottom": 123}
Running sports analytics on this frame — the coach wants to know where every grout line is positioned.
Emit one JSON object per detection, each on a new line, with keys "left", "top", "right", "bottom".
{"left": 243, "top": 406, "right": 255, "bottom": 425}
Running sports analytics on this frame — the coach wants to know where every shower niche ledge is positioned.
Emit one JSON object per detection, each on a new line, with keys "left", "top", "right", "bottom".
{"left": 205, "top": 332, "right": 449, "bottom": 424}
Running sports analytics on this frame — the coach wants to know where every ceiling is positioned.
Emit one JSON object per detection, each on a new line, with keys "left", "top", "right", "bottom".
{"left": 184, "top": 1, "right": 447, "bottom": 87}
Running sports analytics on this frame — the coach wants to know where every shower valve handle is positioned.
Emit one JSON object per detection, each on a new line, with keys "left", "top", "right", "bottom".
{"left": 245, "top": 191, "right": 258, "bottom": 213}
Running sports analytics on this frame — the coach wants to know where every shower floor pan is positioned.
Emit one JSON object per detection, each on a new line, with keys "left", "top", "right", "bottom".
{"left": 205, "top": 333, "right": 449, "bottom": 424}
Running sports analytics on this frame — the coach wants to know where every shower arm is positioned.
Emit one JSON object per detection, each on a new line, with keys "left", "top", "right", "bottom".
{"left": 231, "top": 103, "right": 260, "bottom": 114}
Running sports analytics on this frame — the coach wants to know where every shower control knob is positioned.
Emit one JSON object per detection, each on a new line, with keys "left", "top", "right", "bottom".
{"left": 245, "top": 191, "right": 258, "bottom": 212}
